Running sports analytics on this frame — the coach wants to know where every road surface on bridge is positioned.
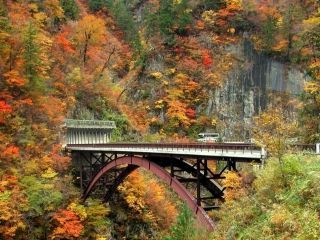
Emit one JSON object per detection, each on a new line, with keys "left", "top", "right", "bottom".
{"left": 66, "top": 143, "right": 265, "bottom": 161}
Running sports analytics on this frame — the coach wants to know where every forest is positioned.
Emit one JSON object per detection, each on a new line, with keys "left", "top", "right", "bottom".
{"left": 0, "top": 0, "right": 319, "bottom": 239}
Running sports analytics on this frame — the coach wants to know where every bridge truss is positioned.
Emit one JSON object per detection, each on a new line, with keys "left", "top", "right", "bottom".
{"left": 64, "top": 119, "right": 319, "bottom": 230}
{"left": 67, "top": 143, "right": 264, "bottom": 230}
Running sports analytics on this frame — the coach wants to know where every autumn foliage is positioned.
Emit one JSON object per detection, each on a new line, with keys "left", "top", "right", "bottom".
{"left": 118, "top": 170, "right": 178, "bottom": 230}
{"left": 0, "top": 0, "right": 319, "bottom": 238}
{"left": 222, "top": 171, "right": 246, "bottom": 201}
{"left": 0, "top": 101, "right": 12, "bottom": 123}
{"left": 0, "top": 175, "right": 26, "bottom": 239}
{"left": 50, "top": 209, "right": 84, "bottom": 239}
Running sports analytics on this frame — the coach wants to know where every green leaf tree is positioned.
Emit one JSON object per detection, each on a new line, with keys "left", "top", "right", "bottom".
{"left": 60, "top": 0, "right": 79, "bottom": 20}
{"left": 88, "top": 0, "right": 106, "bottom": 12}
{"left": 20, "top": 175, "right": 63, "bottom": 238}
{"left": 23, "top": 23, "right": 50, "bottom": 93}
{"left": 165, "top": 204, "right": 200, "bottom": 240}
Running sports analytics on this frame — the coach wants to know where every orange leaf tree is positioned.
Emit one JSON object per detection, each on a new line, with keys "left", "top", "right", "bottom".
{"left": 50, "top": 209, "right": 84, "bottom": 239}
{"left": 74, "top": 14, "right": 106, "bottom": 64}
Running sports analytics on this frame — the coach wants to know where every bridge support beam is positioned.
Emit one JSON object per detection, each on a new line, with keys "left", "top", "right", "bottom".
{"left": 197, "top": 158, "right": 201, "bottom": 206}
{"left": 71, "top": 151, "right": 119, "bottom": 193}
{"left": 227, "top": 158, "right": 237, "bottom": 171}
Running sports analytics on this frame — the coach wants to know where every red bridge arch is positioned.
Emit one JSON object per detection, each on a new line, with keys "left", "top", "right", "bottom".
{"left": 82, "top": 156, "right": 215, "bottom": 230}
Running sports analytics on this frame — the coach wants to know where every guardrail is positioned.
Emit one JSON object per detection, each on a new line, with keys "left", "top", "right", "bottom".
{"left": 66, "top": 142, "right": 261, "bottom": 150}
{"left": 66, "top": 143, "right": 266, "bottom": 161}
{"left": 65, "top": 142, "right": 320, "bottom": 158}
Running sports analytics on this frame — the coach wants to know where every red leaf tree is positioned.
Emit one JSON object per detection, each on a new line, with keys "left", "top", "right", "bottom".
{"left": 50, "top": 209, "right": 83, "bottom": 239}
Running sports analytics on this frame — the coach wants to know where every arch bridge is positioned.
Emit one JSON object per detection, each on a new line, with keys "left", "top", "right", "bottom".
{"left": 65, "top": 120, "right": 266, "bottom": 230}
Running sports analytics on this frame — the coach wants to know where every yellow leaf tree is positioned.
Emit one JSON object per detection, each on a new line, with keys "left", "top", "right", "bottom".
{"left": 253, "top": 107, "right": 298, "bottom": 184}
{"left": 253, "top": 107, "right": 297, "bottom": 160}
{"left": 74, "top": 15, "right": 106, "bottom": 64}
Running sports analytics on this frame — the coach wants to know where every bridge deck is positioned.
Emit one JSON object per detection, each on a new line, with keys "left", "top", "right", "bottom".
{"left": 66, "top": 143, "right": 265, "bottom": 161}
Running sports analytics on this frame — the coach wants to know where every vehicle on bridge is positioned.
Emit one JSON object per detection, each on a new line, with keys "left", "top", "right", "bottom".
{"left": 197, "top": 132, "right": 220, "bottom": 143}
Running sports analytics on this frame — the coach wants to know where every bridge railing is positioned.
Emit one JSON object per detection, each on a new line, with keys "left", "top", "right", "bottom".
{"left": 66, "top": 142, "right": 262, "bottom": 153}
{"left": 66, "top": 142, "right": 320, "bottom": 157}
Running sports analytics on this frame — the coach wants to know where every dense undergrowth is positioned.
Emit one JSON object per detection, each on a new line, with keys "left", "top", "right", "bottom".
{"left": 211, "top": 154, "right": 320, "bottom": 240}
{"left": 160, "top": 154, "right": 320, "bottom": 240}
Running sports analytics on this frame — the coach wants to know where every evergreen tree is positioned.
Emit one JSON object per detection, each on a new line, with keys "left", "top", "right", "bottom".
{"left": 146, "top": 0, "right": 192, "bottom": 45}
{"left": 60, "top": 0, "right": 79, "bottom": 20}
{"left": 88, "top": 0, "right": 106, "bottom": 12}
{"left": 0, "top": 1, "right": 10, "bottom": 60}
{"left": 24, "top": 23, "right": 42, "bottom": 91}
{"left": 106, "top": 0, "right": 141, "bottom": 52}
{"left": 165, "top": 204, "right": 197, "bottom": 240}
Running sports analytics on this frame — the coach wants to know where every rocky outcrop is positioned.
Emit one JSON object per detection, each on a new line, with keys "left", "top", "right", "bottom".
{"left": 207, "top": 37, "right": 308, "bottom": 139}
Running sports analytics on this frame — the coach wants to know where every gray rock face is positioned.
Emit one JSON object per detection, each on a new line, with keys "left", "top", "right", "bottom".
{"left": 207, "top": 38, "right": 308, "bottom": 140}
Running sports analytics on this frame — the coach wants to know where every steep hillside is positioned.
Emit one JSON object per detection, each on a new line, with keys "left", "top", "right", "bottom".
{"left": 85, "top": 0, "right": 319, "bottom": 142}
{"left": 211, "top": 154, "right": 320, "bottom": 240}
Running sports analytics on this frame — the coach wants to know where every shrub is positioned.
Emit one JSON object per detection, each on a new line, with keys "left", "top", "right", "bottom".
{"left": 211, "top": 154, "right": 320, "bottom": 240}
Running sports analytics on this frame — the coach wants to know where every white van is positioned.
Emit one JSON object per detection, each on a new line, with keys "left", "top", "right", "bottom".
{"left": 197, "top": 133, "right": 220, "bottom": 143}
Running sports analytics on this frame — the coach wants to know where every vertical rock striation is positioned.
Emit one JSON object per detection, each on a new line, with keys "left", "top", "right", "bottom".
{"left": 208, "top": 38, "right": 308, "bottom": 139}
